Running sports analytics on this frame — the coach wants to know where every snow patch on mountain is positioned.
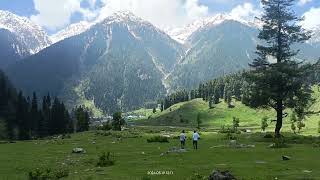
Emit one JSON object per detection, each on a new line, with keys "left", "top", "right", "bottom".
{"left": 308, "top": 26, "right": 320, "bottom": 45}
{"left": 51, "top": 21, "right": 93, "bottom": 43}
{"left": 0, "top": 10, "right": 51, "bottom": 54}
{"left": 167, "top": 13, "right": 261, "bottom": 44}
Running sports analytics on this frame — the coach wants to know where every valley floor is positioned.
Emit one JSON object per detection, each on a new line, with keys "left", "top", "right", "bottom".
{"left": 0, "top": 128, "right": 320, "bottom": 180}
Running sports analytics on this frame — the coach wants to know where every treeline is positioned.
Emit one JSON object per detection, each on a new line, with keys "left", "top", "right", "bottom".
{"left": 160, "top": 60, "right": 320, "bottom": 110}
{"left": 0, "top": 71, "right": 90, "bottom": 140}
{"left": 160, "top": 72, "right": 245, "bottom": 110}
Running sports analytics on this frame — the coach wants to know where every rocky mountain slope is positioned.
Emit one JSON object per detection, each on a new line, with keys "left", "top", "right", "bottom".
{"left": 6, "top": 11, "right": 184, "bottom": 114}
{"left": 0, "top": 10, "right": 51, "bottom": 68}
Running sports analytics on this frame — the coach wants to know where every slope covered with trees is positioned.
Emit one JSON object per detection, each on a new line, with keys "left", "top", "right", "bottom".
{"left": 6, "top": 12, "right": 184, "bottom": 114}
{"left": 0, "top": 70, "right": 90, "bottom": 140}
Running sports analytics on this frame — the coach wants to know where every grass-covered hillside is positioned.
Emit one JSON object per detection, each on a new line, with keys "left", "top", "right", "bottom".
{"left": 135, "top": 87, "right": 320, "bottom": 135}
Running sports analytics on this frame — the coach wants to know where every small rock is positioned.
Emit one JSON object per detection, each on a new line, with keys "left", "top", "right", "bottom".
{"left": 141, "top": 152, "right": 145, "bottom": 155}
{"left": 216, "top": 164, "right": 227, "bottom": 166}
{"left": 269, "top": 144, "right": 275, "bottom": 148}
{"left": 208, "top": 170, "right": 236, "bottom": 180}
{"left": 282, "top": 156, "right": 291, "bottom": 161}
{"left": 229, "top": 140, "right": 237, "bottom": 147}
{"left": 162, "top": 134, "right": 171, "bottom": 138}
{"left": 246, "top": 129, "right": 252, "bottom": 133}
{"left": 72, "top": 148, "right": 85, "bottom": 154}
{"left": 303, "top": 170, "right": 312, "bottom": 173}
{"left": 255, "top": 160, "right": 267, "bottom": 164}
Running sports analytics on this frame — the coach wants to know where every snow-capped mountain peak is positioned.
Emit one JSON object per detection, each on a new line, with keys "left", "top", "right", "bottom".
{"left": 167, "top": 13, "right": 260, "bottom": 44}
{"left": 100, "top": 11, "right": 148, "bottom": 26}
{"left": 51, "top": 21, "right": 92, "bottom": 43}
{"left": 0, "top": 10, "right": 51, "bottom": 54}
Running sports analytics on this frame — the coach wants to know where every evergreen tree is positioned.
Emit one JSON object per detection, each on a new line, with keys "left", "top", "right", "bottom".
{"left": 16, "top": 91, "right": 30, "bottom": 140}
{"left": 209, "top": 96, "right": 214, "bottom": 109}
{"left": 213, "top": 85, "right": 220, "bottom": 104}
{"left": 40, "top": 95, "right": 50, "bottom": 137}
{"left": 75, "top": 106, "right": 89, "bottom": 132}
{"left": 196, "top": 112, "right": 202, "bottom": 129}
{"left": 112, "top": 112, "right": 125, "bottom": 131}
{"left": 246, "top": 0, "right": 312, "bottom": 137}
{"left": 30, "top": 92, "right": 39, "bottom": 137}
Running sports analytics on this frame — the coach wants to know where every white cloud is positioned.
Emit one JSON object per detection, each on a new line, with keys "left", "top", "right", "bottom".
{"left": 298, "top": 0, "right": 312, "bottom": 6}
{"left": 229, "top": 3, "right": 261, "bottom": 21}
{"left": 31, "top": 0, "right": 81, "bottom": 30}
{"left": 30, "top": 0, "right": 209, "bottom": 31}
{"left": 30, "top": 0, "right": 96, "bottom": 30}
{"left": 301, "top": 7, "right": 320, "bottom": 29}
{"left": 95, "top": 0, "right": 208, "bottom": 29}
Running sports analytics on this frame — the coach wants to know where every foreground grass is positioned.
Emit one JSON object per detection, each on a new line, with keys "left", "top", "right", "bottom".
{"left": 0, "top": 129, "right": 320, "bottom": 179}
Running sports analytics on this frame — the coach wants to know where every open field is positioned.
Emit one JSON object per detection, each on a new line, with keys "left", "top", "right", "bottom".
{"left": 0, "top": 128, "right": 320, "bottom": 180}
{"left": 0, "top": 89, "right": 319, "bottom": 180}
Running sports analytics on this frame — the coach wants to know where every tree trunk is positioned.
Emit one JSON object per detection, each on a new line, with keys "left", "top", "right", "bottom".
{"left": 275, "top": 101, "right": 283, "bottom": 138}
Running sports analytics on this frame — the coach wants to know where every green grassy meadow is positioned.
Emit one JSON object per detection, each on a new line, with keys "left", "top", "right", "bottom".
{"left": 0, "top": 129, "right": 320, "bottom": 180}
{"left": 0, "top": 88, "right": 319, "bottom": 179}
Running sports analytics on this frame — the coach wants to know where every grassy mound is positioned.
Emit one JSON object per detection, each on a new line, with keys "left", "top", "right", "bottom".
{"left": 134, "top": 87, "right": 320, "bottom": 135}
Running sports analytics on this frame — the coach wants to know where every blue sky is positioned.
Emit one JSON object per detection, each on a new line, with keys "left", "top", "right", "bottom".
{"left": 0, "top": 0, "right": 319, "bottom": 34}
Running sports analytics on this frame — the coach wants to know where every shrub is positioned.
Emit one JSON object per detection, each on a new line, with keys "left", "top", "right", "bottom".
{"left": 141, "top": 176, "right": 152, "bottom": 180}
{"left": 219, "top": 125, "right": 231, "bottom": 133}
{"left": 232, "top": 117, "right": 240, "bottom": 132}
{"left": 219, "top": 125, "right": 240, "bottom": 134}
{"left": 261, "top": 117, "right": 268, "bottom": 132}
{"left": 98, "top": 122, "right": 112, "bottom": 131}
{"left": 263, "top": 133, "right": 273, "bottom": 138}
{"left": 226, "top": 131, "right": 237, "bottom": 140}
{"left": 147, "top": 136, "right": 169, "bottom": 143}
{"left": 28, "top": 167, "right": 69, "bottom": 180}
{"left": 297, "top": 119, "right": 305, "bottom": 133}
{"left": 270, "top": 137, "right": 288, "bottom": 148}
{"left": 290, "top": 112, "right": 305, "bottom": 133}
{"left": 96, "top": 152, "right": 115, "bottom": 167}
{"left": 186, "top": 172, "right": 207, "bottom": 180}
{"left": 95, "top": 130, "right": 140, "bottom": 138}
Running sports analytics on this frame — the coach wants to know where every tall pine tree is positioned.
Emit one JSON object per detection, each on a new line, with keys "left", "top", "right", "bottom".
{"left": 247, "top": 0, "right": 312, "bottom": 137}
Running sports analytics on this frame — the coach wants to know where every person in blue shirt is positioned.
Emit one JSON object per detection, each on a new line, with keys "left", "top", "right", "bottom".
{"left": 192, "top": 130, "right": 200, "bottom": 149}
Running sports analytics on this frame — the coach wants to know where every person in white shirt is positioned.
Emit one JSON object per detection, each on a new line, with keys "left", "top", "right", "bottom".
{"left": 192, "top": 130, "right": 200, "bottom": 149}
{"left": 180, "top": 130, "right": 186, "bottom": 149}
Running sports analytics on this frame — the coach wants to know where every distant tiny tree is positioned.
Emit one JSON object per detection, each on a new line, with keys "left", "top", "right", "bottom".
{"left": 290, "top": 113, "right": 297, "bottom": 134}
{"left": 232, "top": 117, "right": 240, "bottom": 132}
{"left": 112, "top": 112, "right": 125, "bottom": 131}
{"left": 226, "top": 91, "right": 232, "bottom": 108}
{"left": 152, "top": 107, "right": 156, "bottom": 114}
{"left": 261, "top": 117, "right": 269, "bottom": 132}
{"left": 297, "top": 119, "right": 305, "bottom": 133}
{"left": 213, "top": 86, "right": 220, "bottom": 104}
{"left": 196, "top": 112, "right": 202, "bottom": 129}
{"left": 209, "top": 96, "right": 214, "bottom": 109}
{"left": 291, "top": 122, "right": 297, "bottom": 134}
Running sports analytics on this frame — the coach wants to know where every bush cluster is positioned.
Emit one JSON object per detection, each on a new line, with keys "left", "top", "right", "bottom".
{"left": 147, "top": 135, "right": 169, "bottom": 143}
{"left": 28, "top": 167, "right": 68, "bottom": 180}
{"left": 96, "top": 152, "right": 115, "bottom": 167}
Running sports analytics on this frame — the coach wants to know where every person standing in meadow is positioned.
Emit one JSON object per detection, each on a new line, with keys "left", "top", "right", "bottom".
{"left": 192, "top": 130, "right": 200, "bottom": 150}
{"left": 180, "top": 130, "right": 186, "bottom": 149}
